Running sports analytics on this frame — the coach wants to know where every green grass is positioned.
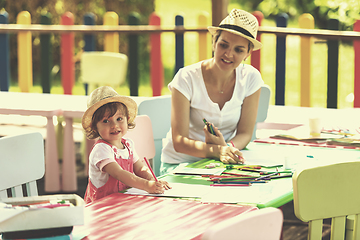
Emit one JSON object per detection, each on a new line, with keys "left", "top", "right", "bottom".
{"left": 10, "top": 2, "right": 355, "bottom": 109}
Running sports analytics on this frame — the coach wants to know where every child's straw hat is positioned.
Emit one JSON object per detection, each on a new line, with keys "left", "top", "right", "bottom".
{"left": 82, "top": 86, "right": 137, "bottom": 132}
{"left": 207, "top": 9, "right": 262, "bottom": 51}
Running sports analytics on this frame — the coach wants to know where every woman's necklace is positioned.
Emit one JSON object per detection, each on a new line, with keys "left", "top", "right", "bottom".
{"left": 219, "top": 81, "right": 228, "bottom": 94}
{"left": 218, "top": 73, "right": 235, "bottom": 94}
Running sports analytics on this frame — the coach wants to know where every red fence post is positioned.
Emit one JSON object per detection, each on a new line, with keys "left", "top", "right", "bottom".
{"left": 354, "top": 20, "right": 360, "bottom": 108}
{"left": 251, "top": 11, "right": 263, "bottom": 72}
{"left": 60, "top": 12, "right": 75, "bottom": 95}
{"left": 149, "top": 13, "right": 163, "bottom": 96}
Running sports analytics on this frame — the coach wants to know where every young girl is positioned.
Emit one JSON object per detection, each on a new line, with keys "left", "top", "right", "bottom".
{"left": 82, "top": 86, "right": 170, "bottom": 204}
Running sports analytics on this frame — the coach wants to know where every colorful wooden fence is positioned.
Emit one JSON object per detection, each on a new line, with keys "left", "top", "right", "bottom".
{"left": 0, "top": 10, "right": 360, "bottom": 108}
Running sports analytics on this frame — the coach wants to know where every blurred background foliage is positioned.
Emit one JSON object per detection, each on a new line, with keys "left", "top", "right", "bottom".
{"left": 0, "top": 0, "right": 154, "bottom": 86}
{"left": 0, "top": 0, "right": 359, "bottom": 90}
{"left": 235, "top": 0, "right": 360, "bottom": 30}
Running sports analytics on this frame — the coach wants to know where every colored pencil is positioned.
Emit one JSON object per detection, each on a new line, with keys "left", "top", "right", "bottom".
{"left": 230, "top": 141, "right": 243, "bottom": 161}
{"left": 210, "top": 183, "right": 251, "bottom": 187}
{"left": 214, "top": 181, "right": 268, "bottom": 184}
{"left": 255, "top": 172, "right": 279, "bottom": 181}
{"left": 144, "top": 157, "right": 158, "bottom": 182}
{"left": 221, "top": 172, "right": 255, "bottom": 177}
{"left": 270, "top": 174, "right": 293, "bottom": 179}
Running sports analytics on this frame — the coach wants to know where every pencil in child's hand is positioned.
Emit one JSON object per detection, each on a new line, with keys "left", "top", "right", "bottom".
{"left": 144, "top": 157, "right": 158, "bottom": 181}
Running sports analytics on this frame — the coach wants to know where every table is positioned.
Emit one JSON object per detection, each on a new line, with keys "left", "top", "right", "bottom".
{"left": 149, "top": 138, "right": 359, "bottom": 209}
{"left": 257, "top": 105, "right": 360, "bottom": 138}
{"left": 0, "top": 92, "right": 62, "bottom": 192}
{"left": 72, "top": 192, "right": 257, "bottom": 240}
{"left": 0, "top": 91, "right": 149, "bottom": 192}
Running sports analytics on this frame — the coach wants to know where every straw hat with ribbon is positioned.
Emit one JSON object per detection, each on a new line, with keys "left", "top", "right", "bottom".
{"left": 82, "top": 86, "right": 137, "bottom": 134}
{"left": 208, "top": 9, "right": 262, "bottom": 51}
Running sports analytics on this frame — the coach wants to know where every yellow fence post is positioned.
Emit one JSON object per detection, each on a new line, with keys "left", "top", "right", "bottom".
{"left": 198, "top": 11, "right": 209, "bottom": 61}
{"left": 104, "top": 11, "right": 119, "bottom": 52}
{"left": 17, "top": 11, "right": 32, "bottom": 92}
{"left": 299, "top": 13, "right": 314, "bottom": 107}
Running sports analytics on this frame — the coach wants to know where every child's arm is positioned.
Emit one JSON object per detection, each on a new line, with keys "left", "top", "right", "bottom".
{"left": 103, "top": 162, "right": 164, "bottom": 194}
{"left": 133, "top": 159, "right": 155, "bottom": 180}
{"left": 133, "top": 160, "right": 171, "bottom": 190}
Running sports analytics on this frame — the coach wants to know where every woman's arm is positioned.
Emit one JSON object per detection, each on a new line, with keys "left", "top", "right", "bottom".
{"left": 171, "top": 88, "right": 225, "bottom": 159}
{"left": 229, "top": 88, "right": 261, "bottom": 149}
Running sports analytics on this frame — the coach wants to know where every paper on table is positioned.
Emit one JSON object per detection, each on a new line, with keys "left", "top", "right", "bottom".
{"left": 124, "top": 182, "right": 212, "bottom": 198}
{"left": 171, "top": 164, "right": 225, "bottom": 175}
{"left": 201, "top": 178, "right": 293, "bottom": 204}
{"left": 241, "top": 145, "right": 285, "bottom": 167}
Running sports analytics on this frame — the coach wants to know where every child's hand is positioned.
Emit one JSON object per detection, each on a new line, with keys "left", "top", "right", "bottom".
{"left": 147, "top": 181, "right": 166, "bottom": 194}
{"left": 159, "top": 180, "right": 171, "bottom": 190}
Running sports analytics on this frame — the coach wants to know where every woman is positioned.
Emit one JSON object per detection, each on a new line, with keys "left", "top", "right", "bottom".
{"left": 160, "top": 9, "right": 264, "bottom": 175}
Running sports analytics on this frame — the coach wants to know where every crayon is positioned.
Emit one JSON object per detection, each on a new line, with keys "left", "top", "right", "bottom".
{"left": 210, "top": 183, "right": 251, "bottom": 187}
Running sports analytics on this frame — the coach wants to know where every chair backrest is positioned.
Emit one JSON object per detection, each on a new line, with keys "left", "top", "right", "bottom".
{"left": 125, "top": 115, "right": 156, "bottom": 162}
{"left": 251, "top": 84, "right": 271, "bottom": 141}
{"left": 0, "top": 132, "right": 45, "bottom": 199}
{"left": 137, "top": 95, "right": 171, "bottom": 176}
{"left": 292, "top": 161, "right": 360, "bottom": 240}
{"left": 81, "top": 51, "right": 128, "bottom": 93}
{"left": 201, "top": 207, "right": 283, "bottom": 240}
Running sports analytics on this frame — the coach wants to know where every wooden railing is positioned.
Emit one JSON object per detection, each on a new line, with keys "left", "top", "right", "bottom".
{"left": 0, "top": 11, "right": 359, "bottom": 108}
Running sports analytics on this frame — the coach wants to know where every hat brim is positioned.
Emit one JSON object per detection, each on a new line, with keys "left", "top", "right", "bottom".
{"left": 82, "top": 96, "right": 138, "bottom": 132}
{"left": 208, "top": 26, "right": 262, "bottom": 51}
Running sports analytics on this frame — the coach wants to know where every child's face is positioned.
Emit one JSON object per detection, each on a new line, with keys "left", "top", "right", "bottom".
{"left": 96, "top": 108, "right": 128, "bottom": 147}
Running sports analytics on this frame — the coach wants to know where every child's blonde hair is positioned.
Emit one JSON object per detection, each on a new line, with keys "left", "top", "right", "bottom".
{"left": 86, "top": 102, "right": 136, "bottom": 139}
{"left": 81, "top": 86, "right": 138, "bottom": 139}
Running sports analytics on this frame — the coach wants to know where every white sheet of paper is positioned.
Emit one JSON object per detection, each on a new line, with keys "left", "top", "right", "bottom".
{"left": 124, "top": 182, "right": 212, "bottom": 198}
{"left": 171, "top": 167, "right": 225, "bottom": 176}
{"left": 201, "top": 178, "right": 293, "bottom": 204}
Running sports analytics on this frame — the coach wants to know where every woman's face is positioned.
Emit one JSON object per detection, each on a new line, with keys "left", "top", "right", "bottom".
{"left": 213, "top": 31, "right": 252, "bottom": 71}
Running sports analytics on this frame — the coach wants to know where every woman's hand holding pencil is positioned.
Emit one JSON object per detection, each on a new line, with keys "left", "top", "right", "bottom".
{"left": 202, "top": 119, "right": 244, "bottom": 164}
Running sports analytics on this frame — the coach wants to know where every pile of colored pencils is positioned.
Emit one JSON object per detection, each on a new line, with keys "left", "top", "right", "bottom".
{"left": 204, "top": 165, "right": 292, "bottom": 187}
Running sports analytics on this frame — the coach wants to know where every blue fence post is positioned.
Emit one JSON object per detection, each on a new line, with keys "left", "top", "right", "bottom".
{"left": 174, "top": 15, "right": 184, "bottom": 76}
{"left": 0, "top": 11, "right": 10, "bottom": 91}
{"left": 128, "top": 12, "right": 140, "bottom": 96}
{"left": 275, "top": 13, "right": 288, "bottom": 106}
{"left": 40, "top": 12, "right": 52, "bottom": 93}
{"left": 83, "top": 13, "right": 96, "bottom": 95}
{"left": 327, "top": 19, "right": 339, "bottom": 109}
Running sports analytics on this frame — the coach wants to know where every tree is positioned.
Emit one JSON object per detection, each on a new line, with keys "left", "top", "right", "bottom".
{"left": 232, "top": 0, "right": 360, "bottom": 30}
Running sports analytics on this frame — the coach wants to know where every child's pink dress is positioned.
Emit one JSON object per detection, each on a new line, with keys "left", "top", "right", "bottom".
{"left": 84, "top": 139, "right": 135, "bottom": 204}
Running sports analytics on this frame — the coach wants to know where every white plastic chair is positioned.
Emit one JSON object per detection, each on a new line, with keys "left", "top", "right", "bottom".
{"left": 137, "top": 95, "right": 171, "bottom": 176}
{"left": 252, "top": 84, "right": 271, "bottom": 141}
{"left": 201, "top": 207, "right": 283, "bottom": 240}
{"left": 61, "top": 51, "right": 129, "bottom": 170}
{"left": 80, "top": 51, "right": 129, "bottom": 93}
{"left": 293, "top": 161, "right": 360, "bottom": 240}
{"left": 0, "top": 132, "right": 45, "bottom": 199}
{"left": 125, "top": 115, "right": 156, "bottom": 163}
